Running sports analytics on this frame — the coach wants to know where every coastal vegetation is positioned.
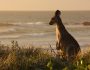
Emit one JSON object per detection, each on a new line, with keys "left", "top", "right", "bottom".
{"left": 0, "top": 41, "right": 90, "bottom": 70}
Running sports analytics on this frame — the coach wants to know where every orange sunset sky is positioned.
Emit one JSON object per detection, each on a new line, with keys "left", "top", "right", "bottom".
{"left": 0, "top": 0, "right": 90, "bottom": 11}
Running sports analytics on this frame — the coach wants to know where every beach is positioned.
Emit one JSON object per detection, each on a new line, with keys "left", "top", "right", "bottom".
{"left": 0, "top": 11, "right": 90, "bottom": 51}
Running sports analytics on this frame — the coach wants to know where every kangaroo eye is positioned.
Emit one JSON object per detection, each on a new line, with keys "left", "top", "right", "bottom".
{"left": 52, "top": 17, "right": 55, "bottom": 20}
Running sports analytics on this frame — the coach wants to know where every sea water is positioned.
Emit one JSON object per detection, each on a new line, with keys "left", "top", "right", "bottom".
{"left": 0, "top": 11, "right": 90, "bottom": 49}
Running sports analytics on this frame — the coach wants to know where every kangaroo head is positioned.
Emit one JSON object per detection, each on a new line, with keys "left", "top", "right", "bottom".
{"left": 49, "top": 10, "right": 61, "bottom": 25}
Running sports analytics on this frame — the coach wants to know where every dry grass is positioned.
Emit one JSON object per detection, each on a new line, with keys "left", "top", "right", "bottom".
{"left": 0, "top": 41, "right": 90, "bottom": 70}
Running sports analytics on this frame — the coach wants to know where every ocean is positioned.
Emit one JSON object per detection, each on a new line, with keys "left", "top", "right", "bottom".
{"left": 0, "top": 11, "right": 90, "bottom": 50}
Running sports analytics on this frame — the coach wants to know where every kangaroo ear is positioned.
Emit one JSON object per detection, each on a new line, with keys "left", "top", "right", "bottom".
{"left": 55, "top": 10, "right": 61, "bottom": 16}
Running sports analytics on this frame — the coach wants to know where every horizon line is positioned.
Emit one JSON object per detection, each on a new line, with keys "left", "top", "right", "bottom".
{"left": 0, "top": 10, "right": 90, "bottom": 12}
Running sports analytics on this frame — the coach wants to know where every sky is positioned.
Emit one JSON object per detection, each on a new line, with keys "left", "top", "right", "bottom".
{"left": 0, "top": 0, "right": 90, "bottom": 11}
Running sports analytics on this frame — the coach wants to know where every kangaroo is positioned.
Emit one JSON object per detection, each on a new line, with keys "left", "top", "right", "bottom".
{"left": 49, "top": 10, "right": 81, "bottom": 61}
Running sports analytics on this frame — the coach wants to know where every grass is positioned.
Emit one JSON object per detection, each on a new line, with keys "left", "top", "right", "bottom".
{"left": 0, "top": 41, "right": 90, "bottom": 70}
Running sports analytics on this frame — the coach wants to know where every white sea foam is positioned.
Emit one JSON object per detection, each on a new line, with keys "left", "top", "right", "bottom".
{"left": 0, "top": 35, "right": 21, "bottom": 38}
{"left": 0, "top": 23, "right": 89, "bottom": 48}
{"left": 27, "top": 22, "right": 44, "bottom": 25}
{"left": 35, "top": 22, "right": 44, "bottom": 25}
{"left": 9, "top": 21, "right": 44, "bottom": 25}
{"left": 0, "top": 11, "right": 89, "bottom": 48}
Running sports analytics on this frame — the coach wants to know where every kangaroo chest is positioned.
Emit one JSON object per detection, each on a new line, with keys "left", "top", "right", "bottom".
{"left": 56, "top": 25, "right": 61, "bottom": 43}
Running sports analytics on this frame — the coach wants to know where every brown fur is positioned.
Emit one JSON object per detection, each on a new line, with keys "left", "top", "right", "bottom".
{"left": 49, "top": 10, "right": 81, "bottom": 61}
